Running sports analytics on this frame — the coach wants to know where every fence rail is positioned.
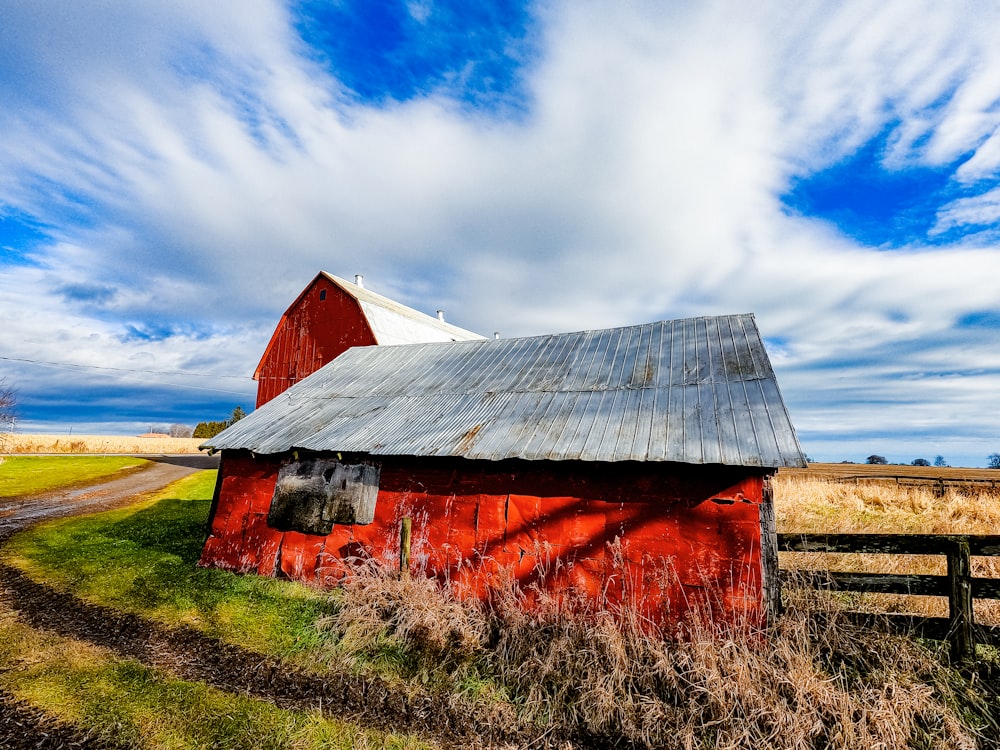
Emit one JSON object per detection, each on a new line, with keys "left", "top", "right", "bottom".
{"left": 830, "top": 476, "right": 1000, "bottom": 496}
{"left": 777, "top": 533, "right": 1000, "bottom": 660}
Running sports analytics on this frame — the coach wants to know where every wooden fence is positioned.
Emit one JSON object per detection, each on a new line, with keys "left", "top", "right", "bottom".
{"left": 831, "top": 475, "right": 1000, "bottom": 497}
{"left": 777, "top": 533, "right": 1000, "bottom": 660}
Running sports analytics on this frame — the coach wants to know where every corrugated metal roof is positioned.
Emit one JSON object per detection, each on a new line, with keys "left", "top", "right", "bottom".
{"left": 206, "top": 314, "right": 807, "bottom": 468}
{"left": 323, "top": 273, "right": 485, "bottom": 344}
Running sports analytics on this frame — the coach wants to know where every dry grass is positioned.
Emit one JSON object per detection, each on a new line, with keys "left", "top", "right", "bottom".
{"left": 310, "top": 467, "right": 1000, "bottom": 747}
{"left": 774, "top": 466, "right": 1000, "bottom": 625}
{"left": 0, "top": 433, "right": 203, "bottom": 455}
{"left": 317, "top": 561, "right": 988, "bottom": 749}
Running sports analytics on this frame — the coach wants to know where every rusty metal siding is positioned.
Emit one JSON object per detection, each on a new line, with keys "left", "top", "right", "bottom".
{"left": 208, "top": 314, "right": 807, "bottom": 468}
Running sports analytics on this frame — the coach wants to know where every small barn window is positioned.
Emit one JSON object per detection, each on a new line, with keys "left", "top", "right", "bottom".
{"left": 268, "top": 458, "right": 380, "bottom": 535}
{"left": 319, "top": 289, "right": 327, "bottom": 300}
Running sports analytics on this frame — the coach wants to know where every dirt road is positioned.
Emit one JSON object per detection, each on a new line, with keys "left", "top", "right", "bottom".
{"left": 0, "top": 455, "right": 216, "bottom": 543}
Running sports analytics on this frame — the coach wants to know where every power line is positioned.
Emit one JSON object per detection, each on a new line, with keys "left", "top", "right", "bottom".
{"left": 0, "top": 354, "right": 251, "bottom": 380}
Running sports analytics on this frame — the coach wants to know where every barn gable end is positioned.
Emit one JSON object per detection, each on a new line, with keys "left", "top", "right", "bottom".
{"left": 253, "top": 272, "right": 484, "bottom": 407}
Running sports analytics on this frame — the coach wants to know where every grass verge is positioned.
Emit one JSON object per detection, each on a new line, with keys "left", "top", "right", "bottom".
{"left": 0, "top": 455, "right": 148, "bottom": 497}
{"left": 0, "top": 607, "right": 433, "bottom": 749}
{"left": 4, "top": 471, "right": 334, "bottom": 661}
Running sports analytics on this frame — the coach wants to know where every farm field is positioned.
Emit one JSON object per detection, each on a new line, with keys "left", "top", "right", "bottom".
{"left": 775, "top": 463, "right": 1000, "bottom": 626}
{"left": 0, "top": 433, "right": 204, "bottom": 454}
{"left": 776, "top": 462, "right": 1000, "bottom": 533}
{"left": 783, "top": 461, "right": 1000, "bottom": 482}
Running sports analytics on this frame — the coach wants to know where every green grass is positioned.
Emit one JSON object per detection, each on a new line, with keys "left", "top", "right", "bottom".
{"left": 0, "top": 469, "right": 436, "bottom": 748}
{"left": 0, "top": 455, "right": 148, "bottom": 497}
{"left": 0, "top": 612, "right": 432, "bottom": 749}
{"left": 5, "top": 471, "right": 336, "bottom": 661}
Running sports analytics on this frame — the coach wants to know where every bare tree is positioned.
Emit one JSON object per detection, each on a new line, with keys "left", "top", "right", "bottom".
{"left": 169, "top": 424, "right": 193, "bottom": 438}
{"left": 0, "top": 379, "right": 16, "bottom": 432}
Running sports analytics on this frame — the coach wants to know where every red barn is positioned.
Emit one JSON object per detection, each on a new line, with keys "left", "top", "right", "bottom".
{"left": 254, "top": 272, "right": 484, "bottom": 407}
{"left": 202, "top": 315, "right": 806, "bottom": 627}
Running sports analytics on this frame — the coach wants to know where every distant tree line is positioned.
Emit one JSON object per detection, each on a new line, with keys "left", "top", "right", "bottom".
{"left": 861, "top": 453, "right": 1000, "bottom": 469}
{"left": 193, "top": 406, "right": 247, "bottom": 439}
{"left": 864, "top": 455, "right": 945, "bottom": 467}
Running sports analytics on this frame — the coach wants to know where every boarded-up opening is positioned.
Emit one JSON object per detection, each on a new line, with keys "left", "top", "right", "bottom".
{"left": 267, "top": 458, "right": 380, "bottom": 534}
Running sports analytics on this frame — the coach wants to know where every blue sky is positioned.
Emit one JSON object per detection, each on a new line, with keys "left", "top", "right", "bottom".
{"left": 2, "top": 1, "right": 1000, "bottom": 466}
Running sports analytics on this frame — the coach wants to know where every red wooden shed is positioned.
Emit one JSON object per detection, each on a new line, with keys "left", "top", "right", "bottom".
{"left": 202, "top": 315, "right": 806, "bottom": 627}
{"left": 254, "top": 272, "right": 483, "bottom": 407}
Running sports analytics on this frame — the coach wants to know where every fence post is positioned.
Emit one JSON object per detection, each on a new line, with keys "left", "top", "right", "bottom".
{"left": 759, "top": 476, "right": 782, "bottom": 621}
{"left": 946, "top": 538, "right": 974, "bottom": 662}
{"left": 399, "top": 517, "right": 412, "bottom": 579}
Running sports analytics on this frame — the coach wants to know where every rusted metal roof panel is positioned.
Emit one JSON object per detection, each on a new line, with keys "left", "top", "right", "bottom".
{"left": 206, "top": 314, "right": 807, "bottom": 468}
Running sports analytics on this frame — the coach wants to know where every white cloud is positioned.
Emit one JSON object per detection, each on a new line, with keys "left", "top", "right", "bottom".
{"left": 933, "top": 186, "right": 1000, "bottom": 235}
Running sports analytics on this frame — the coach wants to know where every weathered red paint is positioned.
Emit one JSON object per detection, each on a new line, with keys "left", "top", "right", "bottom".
{"left": 254, "top": 275, "right": 377, "bottom": 407}
{"left": 201, "top": 452, "right": 771, "bottom": 627}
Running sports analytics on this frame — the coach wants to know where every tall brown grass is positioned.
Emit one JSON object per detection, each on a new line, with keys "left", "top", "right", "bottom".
{"left": 775, "top": 471, "right": 1000, "bottom": 625}
{"left": 317, "top": 558, "right": 991, "bottom": 749}
{"left": 0, "top": 433, "right": 203, "bottom": 455}
{"left": 309, "top": 470, "right": 1000, "bottom": 747}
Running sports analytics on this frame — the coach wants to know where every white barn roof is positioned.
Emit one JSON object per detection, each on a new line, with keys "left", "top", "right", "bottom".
{"left": 323, "top": 272, "right": 485, "bottom": 345}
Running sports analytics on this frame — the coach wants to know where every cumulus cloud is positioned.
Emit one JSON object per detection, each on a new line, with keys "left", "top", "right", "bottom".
{"left": 2, "top": 0, "right": 1000, "bottom": 462}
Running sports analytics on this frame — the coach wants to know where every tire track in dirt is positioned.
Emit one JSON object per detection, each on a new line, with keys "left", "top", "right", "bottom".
{"left": 0, "top": 564, "right": 538, "bottom": 749}
{"left": 0, "top": 459, "right": 206, "bottom": 749}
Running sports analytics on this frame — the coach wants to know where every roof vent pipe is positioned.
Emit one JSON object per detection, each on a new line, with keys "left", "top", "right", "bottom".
{"left": 494, "top": 332, "right": 500, "bottom": 339}
{"left": 437, "top": 310, "right": 445, "bottom": 322}
{"left": 355, "top": 274, "right": 364, "bottom": 288}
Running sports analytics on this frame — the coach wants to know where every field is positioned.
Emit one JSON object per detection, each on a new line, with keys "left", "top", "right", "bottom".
{"left": 0, "top": 433, "right": 204, "bottom": 454}
{"left": 783, "top": 461, "right": 1000, "bottom": 482}
{"left": 775, "top": 463, "right": 1000, "bottom": 625}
